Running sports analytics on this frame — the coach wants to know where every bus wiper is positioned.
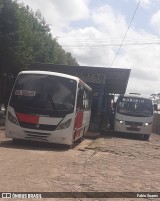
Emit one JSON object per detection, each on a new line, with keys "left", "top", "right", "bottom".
{"left": 48, "top": 94, "right": 57, "bottom": 110}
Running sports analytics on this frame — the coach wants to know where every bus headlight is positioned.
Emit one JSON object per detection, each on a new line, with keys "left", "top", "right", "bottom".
{"left": 144, "top": 122, "right": 152, "bottom": 126}
{"left": 57, "top": 119, "right": 72, "bottom": 130}
{"left": 115, "top": 119, "right": 124, "bottom": 124}
{"left": 116, "top": 119, "right": 124, "bottom": 124}
{"left": 8, "top": 111, "right": 19, "bottom": 125}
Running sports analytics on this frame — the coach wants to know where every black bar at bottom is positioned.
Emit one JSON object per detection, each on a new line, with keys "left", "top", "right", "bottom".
{"left": 0, "top": 192, "right": 159, "bottom": 199}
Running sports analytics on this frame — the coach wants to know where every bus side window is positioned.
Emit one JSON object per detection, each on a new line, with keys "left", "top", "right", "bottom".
{"left": 83, "top": 90, "right": 87, "bottom": 109}
{"left": 77, "top": 86, "right": 83, "bottom": 110}
{"left": 83, "top": 89, "right": 92, "bottom": 110}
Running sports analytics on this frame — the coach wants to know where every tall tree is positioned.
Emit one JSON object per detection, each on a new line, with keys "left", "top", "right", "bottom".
{"left": 0, "top": 0, "right": 78, "bottom": 105}
{"left": 0, "top": 0, "right": 78, "bottom": 75}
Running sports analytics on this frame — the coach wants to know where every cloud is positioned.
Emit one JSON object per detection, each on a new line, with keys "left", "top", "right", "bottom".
{"left": 58, "top": 25, "right": 115, "bottom": 67}
{"left": 17, "top": 0, "right": 160, "bottom": 95}
{"left": 52, "top": 0, "right": 90, "bottom": 21}
{"left": 18, "top": 0, "right": 90, "bottom": 32}
{"left": 59, "top": 5, "right": 128, "bottom": 67}
{"left": 58, "top": 4, "right": 160, "bottom": 95}
{"left": 91, "top": 5, "right": 127, "bottom": 37}
{"left": 126, "top": 77, "right": 160, "bottom": 96}
{"left": 137, "top": 0, "right": 151, "bottom": 7}
{"left": 131, "top": 68, "right": 158, "bottom": 81}
{"left": 150, "top": 10, "right": 160, "bottom": 33}
{"left": 135, "top": 0, "right": 153, "bottom": 8}
{"left": 134, "top": 0, "right": 160, "bottom": 9}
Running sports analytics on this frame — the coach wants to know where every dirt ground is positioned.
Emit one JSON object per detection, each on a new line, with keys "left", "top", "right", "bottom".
{"left": 0, "top": 126, "right": 160, "bottom": 201}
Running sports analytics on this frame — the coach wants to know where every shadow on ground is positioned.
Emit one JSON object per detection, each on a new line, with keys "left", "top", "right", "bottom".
{"left": 0, "top": 138, "right": 76, "bottom": 152}
{"left": 0, "top": 129, "right": 147, "bottom": 152}
{"left": 101, "top": 130, "right": 146, "bottom": 141}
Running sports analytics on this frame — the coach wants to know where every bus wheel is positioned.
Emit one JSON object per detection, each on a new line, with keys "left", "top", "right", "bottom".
{"left": 12, "top": 139, "right": 21, "bottom": 144}
{"left": 143, "top": 135, "right": 150, "bottom": 141}
{"left": 69, "top": 135, "right": 75, "bottom": 149}
{"left": 69, "top": 144, "right": 73, "bottom": 149}
{"left": 80, "top": 135, "right": 84, "bottom": 142}
{"left": 80, "top": 129, "right": 85, "bottom": 142}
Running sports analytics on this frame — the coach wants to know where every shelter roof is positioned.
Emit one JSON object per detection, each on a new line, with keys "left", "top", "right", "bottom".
{"left": 29, "top": 63, "right": 131, "bottom": 94}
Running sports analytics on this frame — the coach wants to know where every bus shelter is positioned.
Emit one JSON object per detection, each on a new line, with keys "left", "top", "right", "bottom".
{"left": 29, "top": 63, "right": 131, "bottom": 131}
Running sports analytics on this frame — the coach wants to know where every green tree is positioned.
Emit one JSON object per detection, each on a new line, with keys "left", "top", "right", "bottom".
{"left": 0, "top": 0, "right": 78, "bottom": 105}
{"left": 0, "top": 0, "right": 78, "bottom": 75}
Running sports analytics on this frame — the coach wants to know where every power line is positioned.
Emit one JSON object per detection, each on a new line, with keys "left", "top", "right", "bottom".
{"left": 110, "top": 0, "right": 141, "bottom": 67}
{"left": 61, "top": 42, "right": 160, "bottom": 48}
{"left": 60, "top": 38, "right": 160, "bottom": 45}
{"left": 59, "top": 36, "right": 160, "bottom": 47}
{"left": 74, "top": 44, "right": 160, "bottom": 59}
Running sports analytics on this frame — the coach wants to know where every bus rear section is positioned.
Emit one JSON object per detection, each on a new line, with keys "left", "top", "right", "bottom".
{"left": 114, "top": 94, "right": 153, "bottom": 140}
{"left": 5, "top": 71, "right": 92, "bottom": 147}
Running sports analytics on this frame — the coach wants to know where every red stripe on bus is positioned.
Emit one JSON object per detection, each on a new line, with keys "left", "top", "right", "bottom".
{"left": 16, "top": 112, "right": 39, "bottom": 124}
{"left": 74, "top": 111, "right": 83, "bottom": 140}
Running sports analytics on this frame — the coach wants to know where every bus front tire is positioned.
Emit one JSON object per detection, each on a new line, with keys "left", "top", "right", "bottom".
{"left": 80, "top": 129, "right": 85, "bottom": 142}
{"left": 12, "top": 139, "right": 22, "bottom": 144}
{"left": 69, "top": 144, "right": 73, "bottom": 149}
{"left": 69, "top": 136, "right": 75, "bottom": 149}
{"left": 143, "top": 135, "right": 150, "bottom": 141}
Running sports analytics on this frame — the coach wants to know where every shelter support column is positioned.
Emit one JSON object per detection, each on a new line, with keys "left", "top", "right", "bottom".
{"left": 96, "top": 84, "right": 105, "bottom": 131}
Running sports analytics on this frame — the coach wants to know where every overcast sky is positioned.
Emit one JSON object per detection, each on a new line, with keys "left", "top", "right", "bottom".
{"left": 18, "top": 0, "right": 160, "bottom": 96}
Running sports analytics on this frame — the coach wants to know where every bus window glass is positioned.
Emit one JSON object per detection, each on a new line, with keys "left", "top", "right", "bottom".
{"left": 76, "top": 86, "right": 83, "bottom": 110}
{"left": 10, "top": 74, "right": 77, "bottom": 112}
{"left": 76, "top": 85, "right": 92, "bottom": 110}
{"left": 117, "top": 97, "right": 153, "bottom": 117}
{"left": 83, "top": 89, "right": 92, "bottom": 109}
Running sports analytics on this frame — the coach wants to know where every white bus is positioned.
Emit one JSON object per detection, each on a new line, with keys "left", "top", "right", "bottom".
{"left": 5, "top": 71, "right": 92, "bottom": 147}
{"left": 114, "top": 94, "right": 153, "bottom": 140}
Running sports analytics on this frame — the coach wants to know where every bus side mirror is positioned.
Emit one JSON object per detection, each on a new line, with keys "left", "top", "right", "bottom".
{"left": 153, "top": 104, "right": 158, "bottom": 111}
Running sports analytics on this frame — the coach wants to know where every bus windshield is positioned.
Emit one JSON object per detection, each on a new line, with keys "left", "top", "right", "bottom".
{"left": 117, "top": 97, "right": 153, "bottom": 117}
{"left": 10, "top": 74, "right": 77, "bottom": 113}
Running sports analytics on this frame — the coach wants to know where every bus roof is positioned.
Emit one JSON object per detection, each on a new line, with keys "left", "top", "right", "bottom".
{"left": 119, "top": 94, "right": 151, "bottom": 100}
{"left": 19, "top": 71, "right": 92, "bottom": 90}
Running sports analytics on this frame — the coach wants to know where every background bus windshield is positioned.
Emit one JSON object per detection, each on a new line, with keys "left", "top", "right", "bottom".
{"left": 117, "top": 97, "right": 153, "bottom": 117}
{"left": 10, "top": 74, "right": 77, "bottom": 112}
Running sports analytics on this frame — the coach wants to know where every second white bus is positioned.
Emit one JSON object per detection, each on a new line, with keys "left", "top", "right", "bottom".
{"left": 114, "top": 94, "right": 153, "bottom": 140}
{"left": 5, "top": 71, "right": 92, "bottom": 147}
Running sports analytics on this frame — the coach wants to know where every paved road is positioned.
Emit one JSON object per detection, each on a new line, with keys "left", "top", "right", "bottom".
{"left": 0, "top": 127, "right": 160, "bottom": 201}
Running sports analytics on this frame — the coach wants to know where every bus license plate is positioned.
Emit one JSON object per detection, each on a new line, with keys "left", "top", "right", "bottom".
{"left": 130, "top": 125, "right": 137, "bottom": 129}
{"left": 28, "top": 138, "right": 45, "bottom": 142}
